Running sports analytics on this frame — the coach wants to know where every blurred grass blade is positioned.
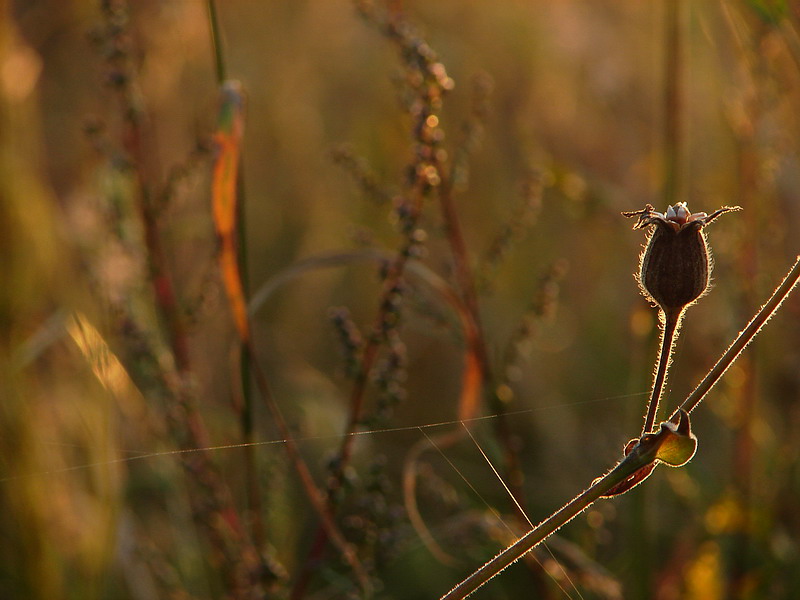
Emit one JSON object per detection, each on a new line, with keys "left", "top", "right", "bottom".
{"left": 212, "top": 80, "right": 250, "bottom": 341}
{"left": 67, "top": 312, "right": 140, "bottom": 400}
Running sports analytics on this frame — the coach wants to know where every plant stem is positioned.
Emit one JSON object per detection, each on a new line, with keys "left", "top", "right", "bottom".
{"left": 293, "top": 10, "right": 452, "bottom": 595}
{"left": 206, "top": 0, "right": 227, "bottom": 83}
{"left": 206, "top": 0, "right": 265, "bottom": 558}
{"left": 663, "top": 0, "right": 684, "bottom": 206}
{"left": 244, "top": 341, "right": 372, "bottom": 595}
{"left": 440, "top": 450, "right": 650, "bottom": 600}
{"left": 673, "top": 255, "right": 800, "bottom": 419}
{"left": 107, "top": 5, "right": 262, "bottom": 585}
{"left": 444, "top": 257, "right": 800, "bottom": 599}
{"left": 643, "top": 308, "right": 681, "bottom": 434}
{"left": 436, "top": 167, "right": 527, "bottom": 499}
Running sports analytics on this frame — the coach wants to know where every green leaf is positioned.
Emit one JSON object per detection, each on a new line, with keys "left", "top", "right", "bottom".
{"left": 655, "top": 409, "right": 697, "bottom": 467}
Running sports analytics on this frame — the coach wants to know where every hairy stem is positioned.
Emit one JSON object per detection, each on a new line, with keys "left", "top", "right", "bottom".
{"left": 674, "top": 255, "right": 800, "bottom": 418}
{"left": 444, "top": 257, "right": 800, "bottom": 599}
{"left": 440, "top": 450, "right": 650, "bottom": 600}
{"left": 643, "top": 308, "right": 681, "bottom": 434}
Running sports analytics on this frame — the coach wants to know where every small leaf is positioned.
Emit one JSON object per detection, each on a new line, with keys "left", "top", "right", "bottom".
{"left": 600, "top": 463, "right": 656, "bottom": 498}
{"left": 599, "top": 438, "right": 656, "bottom": 498}
{"left": 600, "top": 410, "right": 698, "bottom": 497}
{"left": 656, "top": 433, "right": 697, "bottom": 466}
{"left": 655, "top": 409, "right": 697, "bottom": 467}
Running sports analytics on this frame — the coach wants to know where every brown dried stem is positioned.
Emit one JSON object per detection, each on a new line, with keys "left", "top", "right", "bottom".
{"left": 96, "top": 3, "right": 265, "bottom": 594}
{"left": 292, "top": 6, "right": 452, "bottom": 596}
{"left": 435, "top": 151, "right": 528, "bottom": 509}
{"left": 243, "top": 341, "right": 372, "bottom": 594}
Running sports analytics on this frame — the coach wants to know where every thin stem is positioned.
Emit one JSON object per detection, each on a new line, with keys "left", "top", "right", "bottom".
{"left": 643, "top": 308, "right": 681, "bottom": 434}
{"left": 236, "top": 145, "right": 262, "bottom": 555}
{"left": 206, "top": 0, "right": 227, "bottom": 84}
{"left": 673, "top": 255, "right": 800, "bottom": 419}
{"left": 207, "top": 0, "right": 264, "bottom": 558}
{"left": 243, "top": 341, "right": 372, "bottom": 595}
{"left": 663, "top": 0, "right": 684, "bottom": 206}
{"left": 436, "top": 164, "right": 530, "bottom": 498}
{"left": 296, "top": 231, "right": 417, "bottom": 585}
{"left": 436, "top": 166, "right": 528, "bottom": 493}
{"left": 106, "top": 4, "right": 264, "bottom": 586}
{"left": 440, "top": 451, "right": 650, "bottom": 600}
{"left": 294, "top": 11, "right": 450, "bottom": 594}
{"left": 436, "top": 175, "right": 488, "bottom": 375}
{"left": 444, "top": 257, "right": 800, "bottom": 600}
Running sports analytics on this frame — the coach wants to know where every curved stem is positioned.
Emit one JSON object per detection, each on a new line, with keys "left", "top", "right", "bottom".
{"left": 643, "top": 309, "right": 681, "bottom": 435}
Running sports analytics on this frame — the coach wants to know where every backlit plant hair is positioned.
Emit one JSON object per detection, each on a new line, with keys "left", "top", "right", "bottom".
{"left": 622, "top": 202, "right": 741, "bottom": 434}
{"left": 440, "top": 207, "right": 800, "bottom": 599}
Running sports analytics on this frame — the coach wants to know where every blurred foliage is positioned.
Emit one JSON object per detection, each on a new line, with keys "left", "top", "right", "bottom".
{"left": 2, "top": 1, "right": 800, "bottom": 599}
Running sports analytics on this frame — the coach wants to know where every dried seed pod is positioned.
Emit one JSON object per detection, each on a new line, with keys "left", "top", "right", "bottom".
{"left": 623, "top": 202, "right": 741, "bottom": 314}
{"left": 623, "top": 202, "right": 740, "bottom": 434}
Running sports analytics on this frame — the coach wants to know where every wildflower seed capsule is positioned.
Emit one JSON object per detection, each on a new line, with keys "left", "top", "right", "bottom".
{"left": 623, "top": 202, "right": 741, "bottom": 314}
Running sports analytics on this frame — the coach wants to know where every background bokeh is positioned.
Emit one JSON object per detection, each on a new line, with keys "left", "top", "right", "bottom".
{"left": 2, "top": 1, "right": 800, "bottom": 598}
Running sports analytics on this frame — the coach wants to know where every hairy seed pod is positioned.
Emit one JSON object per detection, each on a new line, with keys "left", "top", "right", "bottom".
{"left": 641, "top": 217, "right": 708, "bottom": 312}
{"left": 623, "top": 202, "right": 740, "bottom": 434}
{"left": 623, "top": 202, "right": 741, "bottom": 314}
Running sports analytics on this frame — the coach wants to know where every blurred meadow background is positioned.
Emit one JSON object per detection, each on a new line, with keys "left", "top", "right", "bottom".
{"left": 2, "top": 1, "right": 800, "bottom": 598}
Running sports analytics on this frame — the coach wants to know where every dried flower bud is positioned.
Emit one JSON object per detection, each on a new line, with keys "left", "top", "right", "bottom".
{"left": 623, "top": 203, "right": 741, "bottom": 314}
